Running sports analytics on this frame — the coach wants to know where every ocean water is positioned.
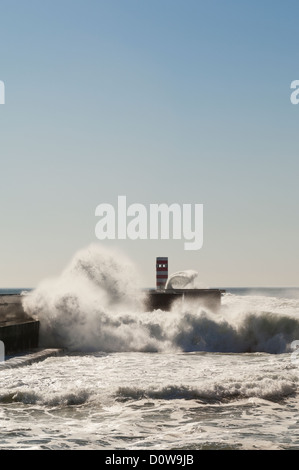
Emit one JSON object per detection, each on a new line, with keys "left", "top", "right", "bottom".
{"left": 1, "top": 245, "right": 299, "bottom": 451}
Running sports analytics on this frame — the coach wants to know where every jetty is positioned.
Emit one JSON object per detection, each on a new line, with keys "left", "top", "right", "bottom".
{"left": 0, "top": 295, "right": 39, "bottom": 355}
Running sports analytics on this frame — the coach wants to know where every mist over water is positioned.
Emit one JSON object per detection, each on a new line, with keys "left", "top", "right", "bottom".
{"left": 23, "top": 244, "right": 148, "bottom": 352}
{"left": 23, "top": 244, "right": 299, "bottom": 354}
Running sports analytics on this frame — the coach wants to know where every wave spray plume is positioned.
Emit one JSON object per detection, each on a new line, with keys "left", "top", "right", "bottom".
{"left": 23, "top": 244, "right": 299, "bottom": 354}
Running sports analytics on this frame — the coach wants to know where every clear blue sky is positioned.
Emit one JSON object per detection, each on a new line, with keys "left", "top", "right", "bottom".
{"left": 0, "top": 0, "right": 298, "bottom": 288}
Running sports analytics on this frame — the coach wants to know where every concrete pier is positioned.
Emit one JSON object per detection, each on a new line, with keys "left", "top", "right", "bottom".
{"left": 145, "top": 288, "right": 224, "bottom": 312}
{"left": 0, "top": 295, "right": 39, "bottom": 354}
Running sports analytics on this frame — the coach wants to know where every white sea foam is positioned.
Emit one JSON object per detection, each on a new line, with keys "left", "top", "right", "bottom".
{"left": 116, "top": 375, "right": 298, "bottom": 403}
{"left": 22, "top": 244, "right": 299, "bottom": 354}
{"left": 0, "top": 348, "right": 298, "bottom": 450}
{"left": 22, "top": 244, "right": 150, "bottom": 352}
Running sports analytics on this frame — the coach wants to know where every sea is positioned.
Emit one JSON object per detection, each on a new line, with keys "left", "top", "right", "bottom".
{"left": 0, "top": 245, "right": 299, "bottom": 452}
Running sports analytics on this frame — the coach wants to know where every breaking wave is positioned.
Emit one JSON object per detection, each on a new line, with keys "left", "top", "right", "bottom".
{"left": 165, "top": 270, "right": 198, "bottom": 289}
{"left": 22, "top": 244, "right": 299, "bottom": 354}
{"left": 0, "top": 389, "right": 91, "bottom": 406}
{"left": 116, "top": 377, "right": 298, "bottom": 403}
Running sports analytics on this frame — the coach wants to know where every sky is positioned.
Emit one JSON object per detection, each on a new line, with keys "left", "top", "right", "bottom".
{"left": 0, "top": 0, "right": 299, "bottom": 288}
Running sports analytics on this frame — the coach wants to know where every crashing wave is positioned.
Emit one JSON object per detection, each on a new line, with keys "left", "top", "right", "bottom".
{"left": 165, "top": 270, "right": 198, "bottom": 289}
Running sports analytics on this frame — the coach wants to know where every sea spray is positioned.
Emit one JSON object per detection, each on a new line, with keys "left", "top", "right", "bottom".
{"left": 22, "top": 244, "right": 155, "bottom": 352}
{"left": 165, "top": 270, "right": 199, "bottom": 289}
{"left": 23, "top": 244, "right": 299, "bottom": 354}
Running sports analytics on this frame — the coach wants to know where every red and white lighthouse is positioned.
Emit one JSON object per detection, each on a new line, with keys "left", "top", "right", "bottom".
{"left": 156, "top": 257, "right": 168, "bottom": 289}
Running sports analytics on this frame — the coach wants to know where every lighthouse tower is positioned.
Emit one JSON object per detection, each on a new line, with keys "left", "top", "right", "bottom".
{"left": 156, "top": 257, "right": 168, "bottom": 290}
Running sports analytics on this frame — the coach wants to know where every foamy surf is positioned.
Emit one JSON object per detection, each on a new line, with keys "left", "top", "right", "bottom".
{"left": 0, "top": 348, "right": 298, "bottom": 450}
{"left": 116, "top": 372, "right": 298, "bottom": 403}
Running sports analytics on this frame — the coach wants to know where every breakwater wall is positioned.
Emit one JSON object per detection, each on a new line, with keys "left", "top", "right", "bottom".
{"left": 0, "top": 295, "right": 39, "bottom": 355}
{"left": 145, "top": 288, "right": 224, "bottom": 312}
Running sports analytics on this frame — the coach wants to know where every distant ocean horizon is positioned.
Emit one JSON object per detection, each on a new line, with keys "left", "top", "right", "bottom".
{"left": 0, "top": 288, "right": 33, "bottom": 295}
{"left": 1, "top": 286, "right": 299, "bottom": 298}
